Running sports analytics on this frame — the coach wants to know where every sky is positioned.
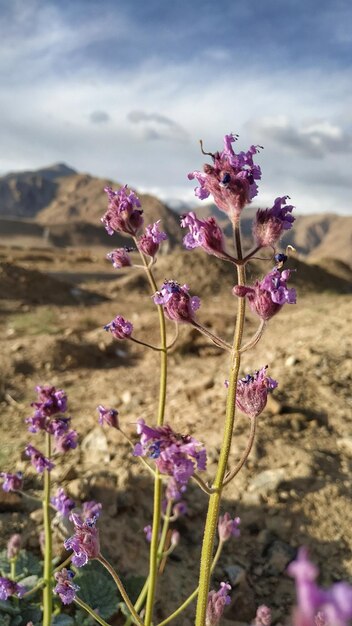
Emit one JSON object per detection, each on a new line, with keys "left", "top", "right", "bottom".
{"left": 0, "top": 0, "right": 352, "bottom": 214}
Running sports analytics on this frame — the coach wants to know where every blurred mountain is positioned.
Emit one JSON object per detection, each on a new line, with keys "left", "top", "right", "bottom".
{"left": 0, "top": 165, "right": 351, "bottom": 264}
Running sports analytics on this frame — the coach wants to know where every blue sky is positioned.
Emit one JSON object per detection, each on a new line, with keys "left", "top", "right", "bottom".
{"left": 1, "top": 0, "right": 352, "bottom": 214}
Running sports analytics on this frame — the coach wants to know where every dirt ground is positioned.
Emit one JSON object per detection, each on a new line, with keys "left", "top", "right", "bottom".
{"left": 0, "top": 243, "right": 351, "bottom": 625}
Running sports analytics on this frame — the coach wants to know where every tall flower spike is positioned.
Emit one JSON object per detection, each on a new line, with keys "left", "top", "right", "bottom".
{"left": 104, "top": 315, "right": 133, "bottom": 340}
{"left": 54, "top": 568, "right": 80, "bottom": 605}
{"left": 64, "top": 513, "right": 100, "bottom": 567}
{"left": 102, "top": 185, "right": 143, "bottom": 236}
{"left": 206, "top": 582, "right": 231, "bottom": 626}
{"left": 188, "top": 134, "right": 262, "bottom": 221}
{"left": 138, "top": 220, "right": 168, "bottom": 258}
{"left": 233, "top": 267, "right": 296, "bottom": 321}
{"left": 153, "top": 280, "right": 200, "bottom": 323}
{"left": 236, "top": 366, "right": 278, "bottom": 419}
{"left": 253, "top": 196, "right": 295, "bottom": 248}
{"left": 181, "top": 212, "right": 230, "bottom": 260}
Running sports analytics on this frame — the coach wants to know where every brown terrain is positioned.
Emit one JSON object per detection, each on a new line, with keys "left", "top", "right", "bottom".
{"left": 0, "top": 165, "right": 351, "bottom": 625}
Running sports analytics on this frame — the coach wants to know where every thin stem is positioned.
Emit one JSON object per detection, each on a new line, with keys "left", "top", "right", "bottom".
{"left": 119, "top": 427, "right": 157, "bottom": 478}
{"left": 191, "top": 473, "right": 217, "bottom": 495}
{"left": 42, "top": 432, "right": 53, "bottom": 626}
{"left": 240, "top": 245, "right": 262, "bottom": 263}
{"left": 10, "top": 558, "right": 16, "bottom": 580}
{"left": 130, "top": 336, "right": 163, "bottom": 352}
{"left": 157, "top": 541, "right": 224, "bottom": 626}
{"left": 195, "top": 223, "right": 246, "bottom": 626}
{"left": 22, "top": 580, "right": 46, "bottom": 598}
{"left": 223, "top": 417, "right": 257, "bottom": 486}
{"left": 53, "top": 553, "right": 72, "bottom": 574}
{"left": 239, "top": 320, "right": 266, "bottom": 354}
{"left": 191, "top": 320, "right": 232, "bottom": 351}
{"left": 134, "top": 240, "right": 168, "bottom": 626}
{"left": 97, "top": 554, "right": 145, "bottom": 626}
{"left": 74, "top": 596, "right": 111, "bottom": 626}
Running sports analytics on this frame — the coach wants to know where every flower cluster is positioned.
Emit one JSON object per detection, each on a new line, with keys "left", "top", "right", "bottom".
{"left": 97, "top": 405, "right": 119, "bottom": 429}
{"left": 134, "top": 419, "right": 206, "bottom": 497}
{"left": 0, "top": 577, "right": 26, "bottom": 600}
{"left": 25, "top": 445, "right": 54, "bottom": 473}
{"left": 288, "top": 548, "right": 352, "bottom": 626}
{"left": 181, "top": 212, "right": 228, "bottom": 260}
{"left": 253, "top": 196, "right": 295, "bottom": 248}
{"left": 153, "top": 281, "right": 200, "bottom": 323}
{"left": 206, "top": 582, "right": 231, "bottom": 626}
{"left": 236, "top": 366, "right": 278, "bottom": 419}
{"left": 64, "top": 513, "right": 100, "bottom": 567}
{"left": 138, "top": 220, "right": 168, "bottom": 258}
{"left": 233, "top": 267, "right": 296, "bottom": 321}
{"left": 106, "top": 247, "right": 133, "bottom": 269}
{"left": 188, "top": 134, "right": 261, "bottom": 221}
{"left": 54, "top": 568, "right": 79, "bottom": 605}
{"left": 104, "top": 315, "right": 133, "bottom": 340}
{"left": 0, "top": 471, "right": 23, "bottom": 492}
{"left": 218, "top": 512, "right": 241, "bottom": 542}
{"left": 51, "top": 488, "right": 75, "bottom": 517}
{"left": 102, "top": 185, "right": 143, "bottom": 236}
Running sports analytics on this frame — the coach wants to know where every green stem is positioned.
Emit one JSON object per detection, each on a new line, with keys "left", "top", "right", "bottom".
{"left": 195, "top": 224, "right": 246, "bottom": 626}
{"left": 97, "top": 554, "right": 145, "bottom": 626}
{"left": 134, "top": 240, "right": 168, "bottom": 626}
{"left": 53, "top": 553, "right": 72, "bottom": 574}
{"left": 157, "top": 541, "right": 224, "bottom": 626}
{"left": 22, "top": 580, "right": 46, "bottom": 598}
{"left": 124, "top": 500, "right": 174, "bottom": 626}
{"left": 10, "top": 558, "right": 16, "bottom": 580}
{"left": 43, "top": 432, "right": 53, "bottom": 626}
{"left": 74, "top": 596, "right": 111, "bottom": 626}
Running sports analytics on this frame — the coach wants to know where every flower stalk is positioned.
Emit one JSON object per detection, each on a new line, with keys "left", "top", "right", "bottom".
{"left": 42, "top": 431, "right": 53, "bottom": 626}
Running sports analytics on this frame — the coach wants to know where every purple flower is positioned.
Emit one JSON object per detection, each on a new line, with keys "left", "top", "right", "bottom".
{"left": 54, "top": 430, "right": 78, "bottom": 453}
{"left": 180, "top": 212, "right": 228, "bottom": 259}
{"left": 0, "top": 472, "right": 23, "bottom": 492}
{"left": 102, "top": 185, "right": 143, "bottom": 236}
{"left": 54, "top": 568, "right": 79, "bottom": 605}
{"left": 254, "top": 605, "right": 272, "bottom": 626}
{"left": 144, "top": 525, "right": 152, "bottom": 542}
{"left": 97, "top": 405, "right": 119, "bottom": 429}
{"left": 233, "top": 268, "right": 296, "bottom": 321}
{"left": 134, "top": 419, "right": 206, "bottom": 493}
{"left": 64, "top": 513, "right": 100, "bottom": 567}
{"left": 288, "top": 548, "right": 352, "bottom": 626}
{"left": 153, "top": 281, "right": 200, "bottom": 323}
{"left": 51, "top": 488, "right": 75, "bottom": 517}
{"left": 25, "top": 412, "right": 48, "bottom": 433}
{"left": 0, "top": 577, "right": 26, "bottom": 600}
{"left": 172, "top": 501, "right": 187, "bottom": 519}
{"left": 188, "top": 134, "right": 261, "bottom": 221}
{"left": 236, "top": 366, "right": 278, "bottom": 419}
{"left": 106, "top": 247, "right": 133, "bottom": 269}
{"left": 25, "top": 445, "right": 54, "bottom": 473}
{"left": 206, "top": 582, "right": 231, "bottom": 626}
{"left": 104, "top": 315, "right": 133, "bottom": 340}
{"left": 31, "top": 385, "right": 67, "bottom": 417}
{"left": 48, "top": 417, "right": 71, "bottom": 437}
{"left": 81, "top": 500, "right": 102, "bottom": 521}
{"left": 218, "top": 513, "right": 241, "bottom": 542}
{"left": 138, "top": 220, "right": 168, "bottom": 257}
{"left": 7, "top": 534, "right": 21, "bottom": 560}
{"left": 253, "top": 196, "right": 295, "bottom": 248}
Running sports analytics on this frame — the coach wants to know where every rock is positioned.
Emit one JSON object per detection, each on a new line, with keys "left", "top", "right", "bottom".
{"left": 247, "top": 468, "right": 286, "bottom": 498}
{"left": 30, "top": 509, "right": 43, "bottom": 523}
{"left": 224, "top": 564, "right": 247, "bottom": 587}
{"left": 81, "top": 427, "right": 110, "bottom": 465}
{"left": 265, "top": 540, "right": 296, "bottom": 575}
{"left": 285, "top": 355, "right": 299, "bottom": 367}
{"left": 121, "top": 390, "right": 132, "bottom": 405}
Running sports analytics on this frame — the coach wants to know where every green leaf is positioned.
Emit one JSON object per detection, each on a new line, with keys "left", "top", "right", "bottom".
{"left": 0, "top": 551, "right": 42, "bottom": 579}
{"left": 0, "top": 601, "right": 20, "bottom": 616}
{"left": 52, "top": 614, "right": 75, "bottom": 626}
{"left": 74, "top": 562, "right": 120, "bottom": 620}
{"left": 18, "top": 604, "right": 42, "bottom": 626}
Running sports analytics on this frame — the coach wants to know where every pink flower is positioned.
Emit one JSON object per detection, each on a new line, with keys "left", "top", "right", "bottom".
{"left": 64, "top": 513, "right": 100, "bottom": 567}
{"left": 102, "top": 185, "right": 143, "bottom": 236}
{"left": 218, "top": 513, "right": 241, "bottom": 542}
{"left": 206, "top": 582, "right": 231, "bottom": 625}
{"left": 253, "top": 196, "right": 295, "bottom": 247}
{"left": 104, "top": 315, "right": 133, "bottom": 339}
{"left": 233, "top": 267, "right": 296, "bottom": 321}
{"left": 153, "top": 281, "right": 200, "bottom": 323}
{"left": 188, "top": 134, "right": 261, "bottom": 221}
{"left": 138, "top": 220, "right": 167, "bottom": 257}
{"left": 236, "top": 366, "right": 278, "bottom": 418}
{"left": 106, "top": 247, "right": 133, "bottom": 269}
{"left": 181, "top": 211, "right": 228, "bottom": 259}
{"left": 97, "top": 405, "right": 119, "bottom": 429}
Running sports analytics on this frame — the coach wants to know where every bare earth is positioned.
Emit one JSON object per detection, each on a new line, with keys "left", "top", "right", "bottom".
{"left": 0, "top": 244, "right": 351, "bottom": 625}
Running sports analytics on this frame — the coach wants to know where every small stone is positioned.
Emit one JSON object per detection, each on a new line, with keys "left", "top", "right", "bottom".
{"left": 248, "top": 468, "right": 286, "bottom": 498}
{"left": 285, "top": 355, "right": 299, "bottom": 367}
{"left": 121, "top": 390, "right": 132, "bottom": 405}
{"left": 81, "top": 427, "right": 110, "bottom": 465}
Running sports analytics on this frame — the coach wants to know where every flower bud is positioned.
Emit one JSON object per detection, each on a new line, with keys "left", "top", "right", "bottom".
{"left": 7, "top": 534, "right": 21, "bottom": 560}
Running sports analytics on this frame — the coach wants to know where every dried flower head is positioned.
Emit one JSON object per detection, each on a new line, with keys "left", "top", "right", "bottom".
{"left": 64, "top": 513, "right": 100, "bottom": 567}
{"left": 253, "top": 196, "right": 295, "bottom": 248}
{"left": 233, "top": 267, "right": 296, "bottom": 321}
{"left": 188, "top": 134, "right": 261, "bottom": 221}
{"left": 104, "top": 315, "right": 133, "bottom": 340}
{"left": 153, "top": 281, "right": 200, "bottom": 323}
{"left": 236, "top": 366, "right": 278, "bottom": 418}
{"left": 102, "top": 185, "right": 143, "bottom": 236}
{"left": 54, "top": 568, "right": 79, "bottom": 605}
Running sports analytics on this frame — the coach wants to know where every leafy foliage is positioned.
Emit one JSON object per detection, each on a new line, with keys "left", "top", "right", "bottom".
{"left": 74, "top": 561, "right": 120, "bottom": 620}
{"left": 0, "top": 551, "right": 42, "bottom": 579}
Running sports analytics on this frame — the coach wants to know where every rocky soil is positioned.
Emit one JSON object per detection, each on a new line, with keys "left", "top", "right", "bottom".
{"left": 0, "top": 244, "right": 351, "bottom": 625}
